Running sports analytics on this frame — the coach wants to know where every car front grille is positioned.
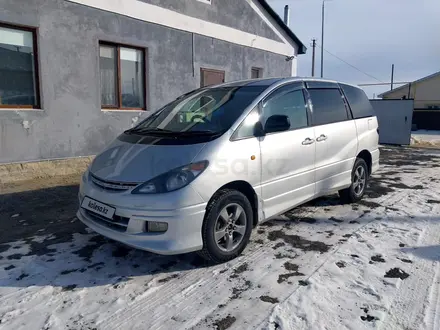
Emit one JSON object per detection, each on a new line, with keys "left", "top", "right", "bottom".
{"left": 90, "top": 174, "right": 138, "bottom": 192}
{"left": 85, "top": 210, "right": 130, "bottom": 232}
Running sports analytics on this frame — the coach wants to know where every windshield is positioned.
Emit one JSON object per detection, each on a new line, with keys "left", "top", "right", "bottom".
{"left": 130, "top": 86, "right": 266, "bottom": 135}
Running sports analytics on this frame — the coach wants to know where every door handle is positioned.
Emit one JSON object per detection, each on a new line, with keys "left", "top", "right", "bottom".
{"left": 302, "top": 138, "right": 315, "bottom": 145}
{"left": 316, "top": 134, "right": 328, "bottom": 142}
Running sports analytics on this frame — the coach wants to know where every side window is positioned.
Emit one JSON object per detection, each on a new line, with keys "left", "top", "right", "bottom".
{"left": 0, "top": 24, "right": 40, "bottom": 109}
{"left": 233, "top": 108, "right": 260, "bottom": 140}
{"left": 340, "top": 83, "right": 375, "bottom": 119}
{"left": 262, "top": 88, "right": 308, "bottom": 131}
{"left": 308, "top": 89, "right": 348, "bottom": 125}
{"left": 100, "top": 43, "right": 146, "bottom": 110}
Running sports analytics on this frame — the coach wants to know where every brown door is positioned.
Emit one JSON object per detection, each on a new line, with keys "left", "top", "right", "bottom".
{"left": 200, "top": 68, "right": 225, "bottom": 87}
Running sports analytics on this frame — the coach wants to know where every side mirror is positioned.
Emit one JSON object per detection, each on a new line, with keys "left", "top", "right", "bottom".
{"left": 253, "top": 121, "right": 265, "bottom": 137}
{"left": 264, "top": 115, "right": 290, "bottom": 134}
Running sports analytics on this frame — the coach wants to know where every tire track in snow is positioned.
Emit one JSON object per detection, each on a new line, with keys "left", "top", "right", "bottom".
{"left": 194, "top": 187, "right": 405, "bottom": 329}
{"left": 380, "top": 194, "right": 440, "bottom": 330}
{"left": 252, "top": 186, "right": 433, "bottom": 328}
{"left": 99, "top": 249, "right": 267, "bottom": 330}
{"left": 97, "top": 207, "right": 323, "bottom": 330}
{"left": 380, "top": 217, "right": 440, "bottom": 330}
{"left": 98, "top": 166, "right": 410, "bottom": 330}
{"left": 423, "top": 263, "right": 440, "bottom": 330}
{"left": 254, "top": 163, "right": 440, "bottom": 330}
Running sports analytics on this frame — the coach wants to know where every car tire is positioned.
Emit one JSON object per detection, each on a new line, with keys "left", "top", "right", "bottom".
{"left": 339, "top": 158, "right": 369, "bottom": 204}
{"left": 198, "top": 189, "right": 253, "bottom": 263}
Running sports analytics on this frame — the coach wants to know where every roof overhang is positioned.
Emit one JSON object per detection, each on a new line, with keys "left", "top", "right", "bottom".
{"left": 256, "top": 0, "right": 307, "bottom": 54}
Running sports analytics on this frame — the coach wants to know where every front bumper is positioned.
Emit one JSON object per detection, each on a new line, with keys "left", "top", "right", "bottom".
{"left": 77, "top": 204, "right": 206, "bottom": 255}
{"left": 77, "top": 177, "right": 207, "bottom": 255}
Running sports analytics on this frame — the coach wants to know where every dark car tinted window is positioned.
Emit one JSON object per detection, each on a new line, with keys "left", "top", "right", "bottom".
{"left": 132, "top": 86, "right": 267, "bottom": 134}
{"left": 340, "top": 83, "right": 375, "bottom": 119}
{"left": 262, "top": 89, "right": 308, "bottom": 131}
{"left": 308, "top": 88, "right": 348, "bottom": 125}
{"left": 306, "top": 81, "right": 339, "bottom": 89}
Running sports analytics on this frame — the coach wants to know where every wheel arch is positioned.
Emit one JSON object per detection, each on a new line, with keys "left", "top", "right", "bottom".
{"left": 208, "top": 181, "right": 259, "bottom": 227}
{"left": 357, "top": 149, "right": 372, "bottom": 175}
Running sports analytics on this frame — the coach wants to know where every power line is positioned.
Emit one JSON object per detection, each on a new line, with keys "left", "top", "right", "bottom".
{"left": 316, "top": 44, "right": 384, "bottom": 83}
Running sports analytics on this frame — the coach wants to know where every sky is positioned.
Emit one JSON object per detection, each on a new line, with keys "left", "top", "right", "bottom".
{"left": 268, "top": 0, "right": 440, "bottom": 98}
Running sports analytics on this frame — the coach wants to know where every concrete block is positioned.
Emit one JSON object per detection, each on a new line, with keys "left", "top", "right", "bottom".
{"left": 0, "top": 157, "right": 94, "bottom": 185}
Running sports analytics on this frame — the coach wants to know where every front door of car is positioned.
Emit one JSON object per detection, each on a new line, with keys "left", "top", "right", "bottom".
{"left": 306, "top": 87, "right": 358, "bottom": 194}
{"left": 259, "top": 83, "right": 316, "bottom": 219}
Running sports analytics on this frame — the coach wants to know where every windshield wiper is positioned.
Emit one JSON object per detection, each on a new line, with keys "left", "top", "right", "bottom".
{"left": 175, "top": 130, "right": 217, "bottom": 135}
{"left": 124, "top": 128, "right": 225, "bottom": 138}
{"left": 124, "top": 127, "right": 175, "bottom": 135}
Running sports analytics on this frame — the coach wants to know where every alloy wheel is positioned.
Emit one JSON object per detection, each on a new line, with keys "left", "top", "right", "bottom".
{"left": 214, "top": 203, "right": 247, "bottom": 252}
{"left": 353, "top": 165, "right": 366, "bottom": 196}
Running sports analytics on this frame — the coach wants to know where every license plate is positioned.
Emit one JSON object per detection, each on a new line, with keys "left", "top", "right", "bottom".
{"left": 81, "top": 197, "right": 115, "bottom": 219}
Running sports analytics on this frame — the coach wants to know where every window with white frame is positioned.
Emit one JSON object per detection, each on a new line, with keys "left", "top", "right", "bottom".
{"left": 0, "top": 23, "right": 40, "bottom": 108}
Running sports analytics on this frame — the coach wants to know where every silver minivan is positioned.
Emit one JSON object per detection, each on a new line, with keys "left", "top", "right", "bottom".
{"left": 77, "top": 78, "right": 379, "bottom": 263}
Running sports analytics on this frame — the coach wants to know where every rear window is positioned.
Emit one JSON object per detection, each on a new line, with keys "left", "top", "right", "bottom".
{"left": 340, "top": 83, "right": 375, "bottom": 119}
{"left": 308, "top": 88, "right": 348, "bottom": 125}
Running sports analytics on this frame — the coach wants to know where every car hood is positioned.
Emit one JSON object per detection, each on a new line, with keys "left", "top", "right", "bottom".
{"left": 90, "top": 137, "right": 206, "bottom": 183}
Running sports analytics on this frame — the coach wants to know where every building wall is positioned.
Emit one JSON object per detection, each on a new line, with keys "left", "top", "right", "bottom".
{"left": 66, "top": 0, "right": 297, "bottom": 56}
{"left": 0, "top": 0, "right": 294, "bottom": 164}
{"left": 382, "top": 74, "right": 440, "bottom": 109}
{"left": 138, "top": 0, "right": 282, "bottom": 42}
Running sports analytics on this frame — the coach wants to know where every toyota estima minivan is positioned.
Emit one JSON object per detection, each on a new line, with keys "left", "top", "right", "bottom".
{"left": 77, "top": 78, "right": 379, "bottom": 263}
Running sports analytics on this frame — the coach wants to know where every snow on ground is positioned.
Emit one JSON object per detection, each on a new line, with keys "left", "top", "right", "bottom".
{"left": 411, "top": 130, "right": 440, "bottom": 147}
{"left": 1, "top": 147, "right": 440, "bottom": 330}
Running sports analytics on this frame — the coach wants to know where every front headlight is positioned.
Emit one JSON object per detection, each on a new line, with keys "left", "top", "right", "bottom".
{"left": 132, "top": 161, "right": 208, "bottom": 194}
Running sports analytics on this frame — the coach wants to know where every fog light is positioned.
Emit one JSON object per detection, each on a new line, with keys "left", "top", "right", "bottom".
{"left": 147, "top": 221, "right": 168, "bottom": 232}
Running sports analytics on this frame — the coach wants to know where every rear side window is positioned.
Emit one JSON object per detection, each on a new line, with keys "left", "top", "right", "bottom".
{"left": 308, "top": 89, "right": 348, "bottom": 125}
{"left": 340, "top": 83, "right": 375, "bottom": 119}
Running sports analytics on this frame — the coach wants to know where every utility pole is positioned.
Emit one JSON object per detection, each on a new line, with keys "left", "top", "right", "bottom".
{"left": 391, "top": 64, "right": 395, "bottom": 90}
{"left": 311, "top": 39, "right": 317, "bottom": 77}
{"left": 320, "top": 1, "right": 325, "bottom": 77}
